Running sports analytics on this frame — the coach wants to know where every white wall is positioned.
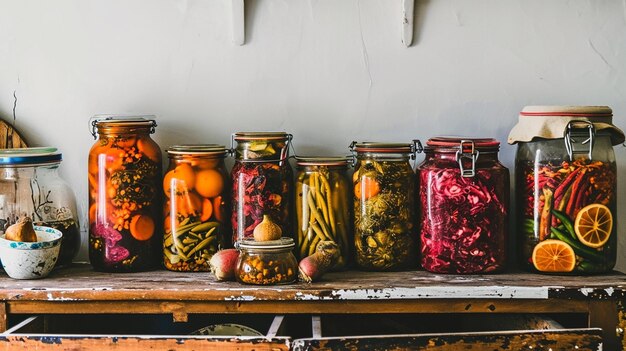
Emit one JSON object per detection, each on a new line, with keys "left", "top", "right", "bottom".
{"left": 1, "top": 0, "right": 626, "bottom": 269}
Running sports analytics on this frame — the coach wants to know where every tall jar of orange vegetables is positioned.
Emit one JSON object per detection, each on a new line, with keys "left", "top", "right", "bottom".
{"left": 163, "top": 145, "right": 230, "bottom": 272}
{"left": 509, "top": 106, "right": 624, "bottom": 274}
{"left": 88, "top": 116, "right": 162, "bottom": 272}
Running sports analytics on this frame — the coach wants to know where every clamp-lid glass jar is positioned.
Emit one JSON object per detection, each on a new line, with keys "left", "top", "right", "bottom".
{"left": 231, "top": 132, "right": 293, "bottom": 244}
{"left": 163, "top": 145, "right": 230, "bottom": 272}
{"left": 0, "top": 147, "right": 80, "bottom": 267}
{"left": 88, "top": 116, "right": 162, "bottom": 272}
{"left": 295, "top": 156, "right": 353, "bottom": 270}
{"left": 236, "top": 238, "right": 298, "bottom": 285}
{"left": 509, "top": 106, "right": 624, "bottom": 274}
{"left": 417, "top": 137, "right": 509, "bottom": 274}
{"left": 351, "top": 142, "right": 418, "bottom": 271}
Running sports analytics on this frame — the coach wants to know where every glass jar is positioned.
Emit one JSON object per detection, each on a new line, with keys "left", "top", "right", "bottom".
{"left": 509, "top": 106, "right": 624, "bottom": 274}
{"left": 163, "top": 145, "right": 230, "bottom": 272}
{"left": 351, "top": 142, "right": 418, "bottom": 271}
{"left": 0, "top": 147, "right": 80, "bottom": 267}
{"left": 295, "top": 157, "right": 352, "bottom": 270}
{"left": 417, "top": 137, "right": 509, "bottom": 274}
{"left": 231, "top": 132, "right": 293, "bottom": 244}
{"left": 88, "top": 116, "right": 162, "bottom": 272}
{"left": 235, "top": 238, "right": 298, "bottom": 285}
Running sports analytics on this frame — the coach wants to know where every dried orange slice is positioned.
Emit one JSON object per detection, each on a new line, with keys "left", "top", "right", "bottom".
{"left": 574, "top": 204, "right": 612, "bottom": 248}
{"left": 532, "top": 239, "right": 576, "bottom": 272}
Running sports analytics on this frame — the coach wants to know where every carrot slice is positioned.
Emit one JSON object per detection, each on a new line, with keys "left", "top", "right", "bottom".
{"left": 200, "top": 198, "right": 213, "bottom": 222}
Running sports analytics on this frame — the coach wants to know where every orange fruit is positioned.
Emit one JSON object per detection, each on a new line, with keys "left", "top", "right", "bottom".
{"left": 164, "top": 215, "right": 179, "bottom": 234}
{"left": 175, "top": 192, "right": 202, "bottom": 218}
{"left": 200, "top": 198, "right": 213, "bottom": 222}
{"left": 574, "top": 204, "right": 612, "bottom": 248}
{"left": 195, "top": 169, "right": 224, "bottom": 198}
{"left": 213, "top": 195, "right": 225, "bottom": 223}
{"left": 137, "top": 138, "right": 161, "bottom": 163}
{"left": 130, "top": 214, "right": 155, "bottom": 241}
{"left": 163, "top": 163, "right": 196, "bottom": 197}
{"left": 532, "top": 239, "right": 576, "bottom": 272}
{"left": 354, "top": 176, "right": 380, "bottom": 200}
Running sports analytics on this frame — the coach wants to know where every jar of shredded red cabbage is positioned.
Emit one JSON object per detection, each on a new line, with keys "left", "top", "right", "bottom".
{"left": 418, "top": 137, "right": 509, "bottom": 274}
{"left": 231, "top": 132, "right": 293, "bottom": 244}
{"left": 351, "top": 142, "right": 418, "bottom": 271}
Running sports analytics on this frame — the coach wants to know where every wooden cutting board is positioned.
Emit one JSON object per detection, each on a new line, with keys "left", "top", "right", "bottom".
{"left": 0, "top": 119, "right": 27, "bottom": 148}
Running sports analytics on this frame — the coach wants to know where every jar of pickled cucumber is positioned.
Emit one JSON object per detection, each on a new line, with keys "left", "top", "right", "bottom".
{"left": 163, "top": 145, "right": 230, "bottom": 272}
{"left": 236, "top": 238, "right": 298, "bottom": 285}
{"left": 417, "top": 137, "right": 509, "bottom": 274}
{"left": 295, "top": 157, "right": 352, "bottom": 270}
{"left": 350, "top": 142, "right": 419, "bottom": 271}
{"left": 509, "top": 106, "right": 624, "bottom": 274}
{"left": 231, "top": 132, "right": 293, "bottom": 244}
{"left": 88, "top": 116, "right": 162, "bottom": 272}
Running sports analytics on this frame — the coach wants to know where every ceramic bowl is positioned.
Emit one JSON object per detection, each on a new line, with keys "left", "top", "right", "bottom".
{"left": 0, "top": 226, "right": 62, "bottom": 279}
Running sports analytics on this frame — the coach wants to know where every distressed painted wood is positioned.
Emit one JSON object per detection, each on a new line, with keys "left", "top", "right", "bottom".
{"left": 291, "top": 328, "right": 603, "bottom": 351}
{"left": 0, "top": 335, "right": 290, "bottom": 351}
{"left": 0, "top": 119, "right": 27, "bottom": 149}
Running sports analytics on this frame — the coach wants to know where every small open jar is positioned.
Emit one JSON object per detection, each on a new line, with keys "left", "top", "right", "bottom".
{"left": 235, "top": 238, "right": 297, "bottom": 285}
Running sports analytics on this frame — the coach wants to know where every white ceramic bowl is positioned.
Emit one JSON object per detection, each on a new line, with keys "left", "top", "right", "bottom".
{"left": 0, "top": 226, "right": 62, "bottom": 279}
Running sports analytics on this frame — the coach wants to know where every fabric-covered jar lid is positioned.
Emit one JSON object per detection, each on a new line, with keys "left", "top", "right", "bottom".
{"left": 508, "top": 106, "right": 625, "bottom": 145}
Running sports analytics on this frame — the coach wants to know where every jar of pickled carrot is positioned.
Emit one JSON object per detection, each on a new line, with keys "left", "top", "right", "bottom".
{"left": 163, "top": 145, "right": 230, "bottom": 272}
{"left": 88, "top": 116, "right": 162, "bottom": 272}
{"left": 509, "top": 106, "right": 624, "bottom": 274}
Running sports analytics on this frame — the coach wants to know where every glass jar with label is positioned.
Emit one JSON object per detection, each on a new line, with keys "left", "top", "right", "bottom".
{"left": 0, "top": 147, "right": 80, "bottom": 267}
{"left": 88, "top": 116, "right": 162, "bottom": 272}
{"left": 236, "top": 238, "right": 298, "bottom": 285}
{"left": 417, "top": 137, "right": 509, "bottom": 274}
{"left": 295, "top": 157, "right": 352, "bottom": 270}
{"left": 509, "top": 106, "right": 624, "bottom": 274}
{"left": 351, "top": 142, "right": 418, "bottom": 271}
{"left": 231, "top": 132, "right": 293, "bottom": 244}
{"left": 163, "top": 145, "right": 230, "bottom": 272}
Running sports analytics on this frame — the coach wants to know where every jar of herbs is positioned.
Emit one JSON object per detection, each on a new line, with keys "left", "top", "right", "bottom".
{"left": 350, "top": 142, "right": 419, "bottom": 271}
{"left": 0, "top": 147, "right": 80, "bottom": 267}
{"left": 295, "top": 156, "right": 352, "bottom": 270}
{"left": 231, "top": 132, "right": 293, "bottom": 244}
{"left": 88, "top": 116, "right": 162, "bottom": 272}
{"left": 509, "top": 106, "right": 624, "bottom": 274}
{"left": 417, "top": 137, "right": 509, "bottom": 274}
{"left": 163, "top": 145, "right": 230, "bottom": 272}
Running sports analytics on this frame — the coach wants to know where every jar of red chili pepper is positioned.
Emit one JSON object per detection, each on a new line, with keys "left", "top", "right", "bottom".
{"left": 350, "top": 142, "right": 419, "bottom": 271}
{"left": 88, "top": 116, "right": 162, "bottom": 272}
{"left": 417, "top": 137, "right": 509, "bottom": 274}
{"left": 295, "top": 156, "right": 353, "bottom": 270}
{"left": 163, "top": 145, "right": 230, "bottom": 272}
{"left": 231, "top": 132, "right": 293, "bottom": 244}
{"left": 509, "top": 106, "right": 624, "bottom": 274}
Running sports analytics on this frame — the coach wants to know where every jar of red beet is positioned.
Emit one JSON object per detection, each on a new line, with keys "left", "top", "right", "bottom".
{"left": 509, "top": 106, "right": 624, "bottom": 274}
{"left": 417, "top": 137, "right": 509, "bottom": 274}
{"left": 231, "top": 132, "right": 293, "bottom": 244}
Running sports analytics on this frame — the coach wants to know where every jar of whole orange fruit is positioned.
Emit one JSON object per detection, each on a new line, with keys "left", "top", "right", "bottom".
{"left": 88, "top": 116, "right": 162, "bottom": 272}
{"left": 163, "top": 145, "right": 230, "bottom": 272}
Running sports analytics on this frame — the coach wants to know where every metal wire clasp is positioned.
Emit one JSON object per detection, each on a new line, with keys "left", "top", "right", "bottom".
{"left": 564, "top": 120, "right": 595, "bottom": 161}
{"left": 456, "top": 140, "right": 479, "bottom": 177}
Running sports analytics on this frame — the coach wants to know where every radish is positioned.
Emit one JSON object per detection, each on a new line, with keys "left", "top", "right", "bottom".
{"left": 299, "top": 241, "right": 340, "bottom": 283}
{"left": 209, "top": 249, "right": 239, "bottom": 281}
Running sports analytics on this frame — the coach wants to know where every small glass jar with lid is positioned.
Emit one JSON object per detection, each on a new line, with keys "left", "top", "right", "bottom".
{"left": 231, "top": 132, "right": 293, "bottom": 244}
{"left": 88, "top": 116, "right": 162, "bottom": 272}
{"left": 235, "top": 238, "right": 298, "bottom": 285}
{"left": 509, "top": 106, "right": 624, "bottom": 274}
{"left": 0, "top": 147, "right": 80, "bottom": 267}
{"left": 295, "top": 156, "right": 353, "bottom": 270}
{"left": 163, "top": 145, "right": 231, "bottom": 272}
{"left": 417, "top": 137, "right": 509, "bottom": 274}
{"left": 350, "top": 142, "right": 419, "bottom": 271}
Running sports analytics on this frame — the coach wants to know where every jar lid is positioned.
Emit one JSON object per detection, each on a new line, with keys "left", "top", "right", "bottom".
{"left": 167, "top": 144, "right": 228, "bottom": 157}
{"left": 90, "top": 115, "right": 157, "bottom": 138}
{"left": 425, "top": 137, "right": 500, "bottom": 152}
{"left": 233, "top": 132, "right": 290, "bottom": 141}
{"left": 351, "top": 142, "right": 414, "bottom": 154}
{"left": 0, "top": 147, "right": 62, "bottom": 166}
{"left": 508, "top": 106, "right": 625, "bottom": 145}
{"left": 237, "top": 237, "right": 295, "bottom": 251}
{"left": 295, "top": 156, "right": 351, "bottom": 167}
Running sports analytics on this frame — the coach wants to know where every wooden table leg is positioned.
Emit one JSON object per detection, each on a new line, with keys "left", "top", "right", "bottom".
{"left": 588, "top": 300, "right": 620, "bottom": 350}
{"left": 0, "top": 303, "right": 6, "bottom": 332}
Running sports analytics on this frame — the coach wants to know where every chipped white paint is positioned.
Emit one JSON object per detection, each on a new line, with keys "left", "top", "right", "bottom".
{"left": 45, "top": 293, "right": 77, "bottom": 301}
{"left": 605, "top": 287, "right": 615, "bottom": 296}
{"left": 579, "top": 288, "right": 595, "bottom": 296}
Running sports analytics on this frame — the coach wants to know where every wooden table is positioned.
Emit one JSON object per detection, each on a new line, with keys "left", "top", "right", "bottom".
{"left": 0, "top": 264, "right": 623, "bottom": 350}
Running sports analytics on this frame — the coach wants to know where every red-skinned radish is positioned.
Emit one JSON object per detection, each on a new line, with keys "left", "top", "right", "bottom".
{"left": 299, "top": 241, "right": 340, "bottom": 283}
